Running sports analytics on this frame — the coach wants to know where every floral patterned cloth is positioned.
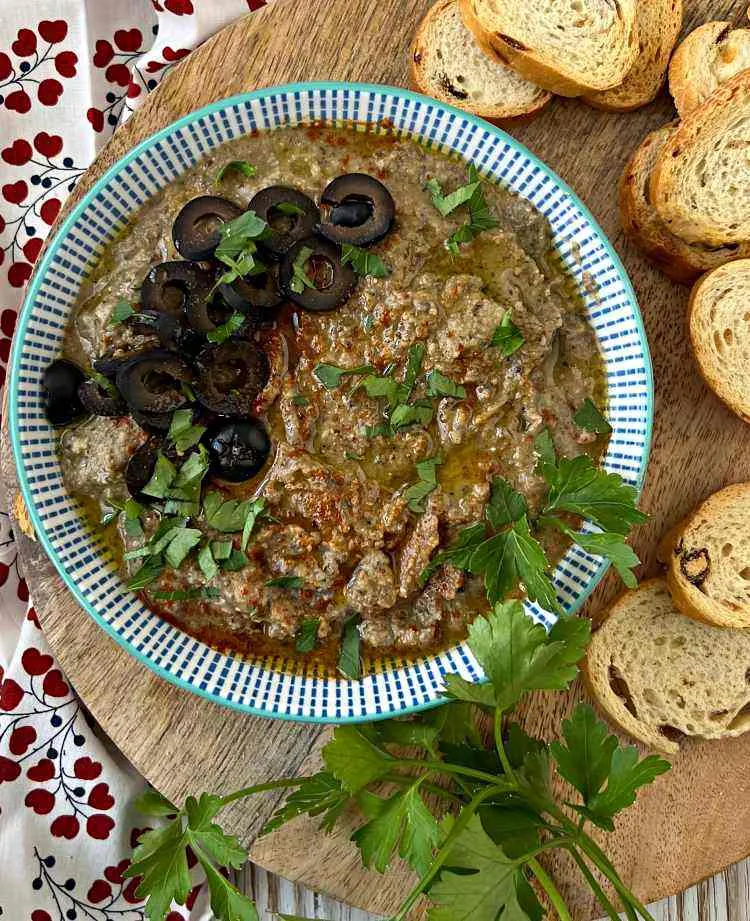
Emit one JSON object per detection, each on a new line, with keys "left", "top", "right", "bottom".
{"left": 0, "top": 2, "right": 269, "bottom": 917}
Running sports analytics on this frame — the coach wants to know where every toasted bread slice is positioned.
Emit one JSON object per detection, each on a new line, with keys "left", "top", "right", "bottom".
{"left": 585, "top": 578, "right": 750, "bottom": 754}
{"left": 669, "top": 21, "right": 750, "bottom": 118}
{"left": 459, "top": 0, "right": 639, "bottom": 97}
{"left": 584, "top": 0, "right": 682, "bottom": 112}
{"left": 620, "top": 124, "right": 750, "bottom": 284}
{"left": 409, "top": 0, "right": 551, "bottom": 122}
{"left": 651, "top": 72, "right": 750, "bottom": 246}
{"left": 689, "top": 260, "right": 750, "bottom": 422}
{"left": 659, "top": 484, "right": 750, "bottom": 630}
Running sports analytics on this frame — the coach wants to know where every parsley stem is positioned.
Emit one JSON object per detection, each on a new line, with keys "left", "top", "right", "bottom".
{"left": 426, "top": 740, "right": 473, "bottom": 799}
{"left": 395, "top": 759, "right": 508, "bottom": 787}
{"left": 576, "top": 834, "right": 654, "bottom": 921}
{"left": 527, "top": 857, "right": 572, "bottom": 921}
{"left": 567, "top": 846, "right": 621, "bottom": 921}
{"left": 385, "top": 773, "right": 464, "bottom": 805}
{"left": 217, "top": 777, "right": 305, "bottom": 808}
{"left": 494, "top": 709, "right": 517, "bottom": 783}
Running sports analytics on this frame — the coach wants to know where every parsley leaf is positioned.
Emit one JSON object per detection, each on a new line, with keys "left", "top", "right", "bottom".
{"left": 322, "top": 725, "right": 395, "bottom": 793}
{"left": 203, "top": 493, "right": 265, "bottom": 543}
{"left": 295, "top": 618, "right": 320, "bottom": 653}
{"left": 109, "top": 298, "right": 135, "bottom": 326}
{"left": 420, "top": 522, "right": 487, "bottom": 586}
{"left": 126, "top": 821, "right": 191, "bottom": 921}
{"left": 341, "top": 243, "right": 389, "bottom": 278}
{"left": 206, "top": 310, "right": 246, "bottom": 344}
{"left": 261, "top": 772, "right": 349, "bottom": 837}
{"left": 442, "top": 165, "right": 501, "bottom": 255}
{"left": 541, "top": 453, "right": 648, "bottom": 536}
{"left": 265, "top": 575, "right": 304, "bottom": 589}
{"left": 403, "top": 343, "right": 425, "bottom": 394}
{"left": 404, "top": 454, "right": 443, "bottom": 513}
{"left": 141, "top": 453, "right": 177, "bottom": 500}
{"left": 275, "top": 201, "right": 306, "bottom": 216}
{"left": 213, "top": 210, "right": 268, "bottom": 288}
{"left": 485, "top": 477, "right": 527, "bottom": 531}
{"left": 426, "top": 369, "right": 466, "bottom": 399}
{"left": 127, "top": 555, "right": 165, "bottom": 591}
{"left": 551, "top": 521, "right": 640, "bottom": 588}
{"left": 426, "top": 175, "right": 481, "bottom": 217}
{"left": 163, "top": 528, "right": 201, "bottom": 568}
{"left": 198, "top": 543, "right": 218, "bottom": 581}
{"left": 168, "top": 409, "right": 206, "bottom": 454}
{"left": 391, "top": 399, "right": 434, "bottom": 431}
{"left": 222, "top": 548, "right": 249, "bottom": 572}
{"left": 289, "top": 245, "right": 316, "bottom": 294}
{"left": 491, "top": 311, "right": 525, "bottom": 358}
{"left": 338, "top": 614, "right": 362, "bottom": 679}
{"left": 359, "top": 373, "right": 408, "bottom": 410}
{"left": 574, "top": 398, "right": 612, "bottom": 435}
{"left": 216, "top": 160, "right": 256, "bottom": 182}
{"left": 313, "top": 362, "right": 374, "bottom": 390}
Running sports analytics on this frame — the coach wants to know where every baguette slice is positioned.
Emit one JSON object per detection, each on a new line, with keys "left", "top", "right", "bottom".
{"left": 689, "top": 260, "right": 750, "bottom": 421}
{"left": 459, "top": 0, "right": 639, "bottom": 97}
{"left": 585, "top": 578, "right": 750, "bottom": 754}
{"left": 659, "top": 484, "right": 750, "bottom": 630}
{"left": 669, "top": 21, "right": 750, "bottom": 118}
{"left": 409, "top": 0, "right": 551, "bottom": 122}
{"left": 584, "top": 0, "right": 682, "bottom": 112}
{"left": 651, "top": 71, "right": 750, "bottom": 246}
{"left": 620, "top": 125, "right": 750, "bottom": 284}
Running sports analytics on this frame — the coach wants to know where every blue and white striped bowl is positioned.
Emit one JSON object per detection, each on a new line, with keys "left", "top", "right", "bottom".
{"left": 9, "top": 83, "right": 652, "bottom": 723}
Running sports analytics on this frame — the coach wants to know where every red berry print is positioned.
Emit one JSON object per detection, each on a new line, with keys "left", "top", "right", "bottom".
{"left": 130, "top": 826, "right": 149, "bottom": 848}
{"left": 0, "top": 52, "right": 11, "bottom": 81}
{"left": 164, "top": 46, "right": 190, "bottom": 62}
{"left": 38, "top": 78, "right": 63, "bottom": 106}
{"left": 0, "top": 337, "right": 11, "bottom": 363}
{"left": 123, "top": 877, "right": 143, "bottom": 903}
{"left": 1, "top": 139, "right": 33, "bottom": 166}
{"left": 127, "top": 82, "right": 142, "bottom": 100}
{"left": 167, "top": 913, "right": 185, "bottom": 921}
{"left": 23, "top": 238, "right": 43, "bottom": 263}
{"left": 27, "top": 758, "right": 55, "bottom": 782}
{"left": 2, "top": 180, "right": 28, "bottom": 204}
{"left": 87, "top": 108, "right": 104, "bottom": 132}
{"left": 0, "top": 215, "right": 5, "bottom": 234}
{"left": 35, "top": 132, "right": 63, "bottom": 157}
{"left": 105, "top": 63, "right": 131, "bottom": 87}
{"left": 39, "top": 20, "right": 68, "bottom": 44}
{"left": 93, "top": 39, "right": 115, "bottom": 67}
{"left": 17, "top": 578, "right": 29, "bottom": 602}
{"left": 11, "top": 28, "right": 37, "bottom": 57}
{"left": 0, "top": 755, "right": 22, "bottom": 782}
{"left": 105, "top": 859, "right": 130, "bottom": 884}
{"left": 0, "top": 677, "right": 23, "bottom": 710}
{"left": 247, "top": 0, "right": 268, "bottom": 8}
{"left": 88, "top": 879, "right": 113, "bottom": 903}
{"left": 22, "top": 647, "right": 53, "bottom": 676}
{"left": 9, "top": 724, "right": 36, "bottom": 755}
{"left": 40, "top": 198, "right": 62, "bottom": 225}
{"left": 25, "top": 788, "right": 56, "bottom": 815}
{"left": 8, "top": 262, "right": 32, "bottom": 287}
{"left": 87, "top": 813, "right": 115, "bottom": 839}
{"left": 42, "top": 669, "right": 69, "bottom": 698}
{"left": 51, "top": 814, "right": 80, "bottom": 839}
{"left": 165, "top": 0, "right": 194, "bottom": 13}
{"left": 32, "top": 911, "right": 53, "bottom": 921}
{"left": 54, "top": 51, "right": 77, "bottom": 78}
{"left": 74, "top": 756, "right": 102, "bottom": 780}
{"left": 5, "top": 89, "right": 31, "bottom": 113}
{"left": 88, "top": 782, "right": 115, "bottom": 810}
{"left": 114, "top": 28, "right": 143, "bottom": 52}
{"left": 0, "top": 309, "right": 17, "bottom": 337}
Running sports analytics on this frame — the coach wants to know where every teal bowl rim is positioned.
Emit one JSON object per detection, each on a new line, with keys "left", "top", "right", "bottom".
{"left": 9, "top": 81, "right": 654, "bottom": 724}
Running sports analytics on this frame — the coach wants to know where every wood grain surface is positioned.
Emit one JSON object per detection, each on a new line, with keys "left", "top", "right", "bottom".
{"left": 4, "top": 0, "right": 750, "bottom": 918}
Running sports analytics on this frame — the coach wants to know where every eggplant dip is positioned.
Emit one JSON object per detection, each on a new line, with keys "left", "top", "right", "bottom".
{"left": 45, "top": 125, "right": 625, "bottom": 676}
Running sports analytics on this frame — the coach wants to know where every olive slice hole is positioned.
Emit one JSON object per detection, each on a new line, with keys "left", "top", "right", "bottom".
{"left": 329, "top": 194, "right": 374, "bottom": 228}
{"left": 306, "top": 254, "right": 336, "bottom": 290}
{"left": 267, "top": 205, "right": 299, "bottom": 234}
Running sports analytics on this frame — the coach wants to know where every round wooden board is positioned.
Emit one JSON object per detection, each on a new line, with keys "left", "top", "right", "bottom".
{"left": 5, "top": 0, "right": 750, "bottom": 917}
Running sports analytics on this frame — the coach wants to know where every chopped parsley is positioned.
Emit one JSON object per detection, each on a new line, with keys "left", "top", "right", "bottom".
{"left": 141, "top": 453, "right": 177, "bottom": 500}
{"left": 490, "top": 310, "right": 525, "bottom": 358}
{"left": 152, "top": 587, "right": 220, "bottom": 602}
{"left": 202, "top": 493, "right": 266, "bottom": 549}
{"left": 426, "top": 369, "right": 466, "bottom": 399}
{"left": 168, "top": 409, "right": 206, "bottom": 454}
{"left": 210, "top": 539, "right": 233, "bottom": 561}
{"left": 216, "top": 160, "right": 256, "bottom": 182}
{"left": 213, "top": 210, "right": 268, "bottom": 289}
{"left": 275, "top": 201, "right": 305, "bottom": 216}
{"left": 427, "top": 164, "right": 500, "bottom": 253}
{"left": 206, "top": 310, "right": 246, "bottom": 344}
{"left": 295, "top": 618, "right": 320, "bottom": 653}
{"left": 425, "top": 174, "right": 480, "bottom": 217}
{"left": 291, "top": 394, "right": 309, "bottom": 407}
{"left": 390, "top": 400, "right": 434, "bottom": 431}
{"left": 289, "top": 245, "right": 316, "bottom": 295}
{"left": 222, "top": 549, "right": 249, "bottom": 572}
{"left": 265, "top": 575, "right": 305, "bottom": 590}
{"left": 404, "top": 454, "right": 443, "bottom": 514}
{"left": 198, "top": 543, "right": 219, "bottom": 581}
{"left": 338, "top": 614, "right": 362, "bottom": 679}
{"left": 313, "top": 363, "right": 374, "bottom": 390}
{"left": 109, "top": 298, "right": 135, "bottom": 326}
{"left": 574, "top": 398, "right": 612, "bottom": 435}
{"left": 341, "top": 243, "right": 389, "bottom": 278}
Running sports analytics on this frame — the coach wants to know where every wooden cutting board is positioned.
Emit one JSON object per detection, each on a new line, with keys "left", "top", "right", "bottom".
{"left": 5, "top": 0, "right": 750, "bottom": 917}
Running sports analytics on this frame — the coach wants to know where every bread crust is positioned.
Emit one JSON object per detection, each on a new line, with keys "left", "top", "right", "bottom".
{"left": 409, "top": 0, "right": 551, "bottom": 122}
{"left": 459, "top": 0, "right": 639, "bottom": 97}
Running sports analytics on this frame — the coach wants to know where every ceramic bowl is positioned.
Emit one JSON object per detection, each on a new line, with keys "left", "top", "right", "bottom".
{"left": 9, "top": 83, "right": 652, "bottom": 722}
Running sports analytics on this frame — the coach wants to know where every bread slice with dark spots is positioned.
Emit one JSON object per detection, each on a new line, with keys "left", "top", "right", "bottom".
{"left": 658, "top": 484, "right": 750, "bottom": 629}
{"left": 409, "top": 0, "right": 551, "bottom": 122}
{"left": 584, "top": 578, "right": 750, "bottom": 754}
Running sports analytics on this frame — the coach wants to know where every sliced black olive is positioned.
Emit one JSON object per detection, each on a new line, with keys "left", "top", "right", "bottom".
{"left": 125, "top": 438, "right": 161, "bottom": 497}
{"left": 248, "top": 186, "right": 318, "bottom": 258}
{"left": 131, "top": 408, "right": 172, "bottom": 435}
{"left": 219, "top": 264, "right": 284, "bottom": 321}
{"left": 278, "top": 237, "right": 356, "bottom": 312}
{"left": 140, "top": 259, "right": 215, "bottom": 329}
{"left": 172, "top": 196, "right": 242, "bottom": 261}
{"left": 207, "top": 419, "right": 271, "bottom": 482}
{"left": 43, "top": 359, "right": 86, "bottom": 427}
{"left": 194, "top": 340, "right": 270, "bottom": 417}
{"left": 127, "top": 307, "right": 205, "bottom": 354}
{"left": 78, "top": 379, "right": 126, "bottom": 417}
{"left": 115, "top": 350, "right": 193, "bottom": 415}
{"left": 317, "top": 173, "right": 395, "bottom": 246}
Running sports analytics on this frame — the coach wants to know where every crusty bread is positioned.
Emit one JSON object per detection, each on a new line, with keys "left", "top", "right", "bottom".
{"left": 659, "top": 484, "right": 750, "bottom": 630}
{"left": 409, "top": 0, "right": 551, "bottom": 122}
{"left": 669, "top": 21, "right": 750, "bottom": 118}
{"left": 651, "top": 71, "right": 750, "bottom": 246}
{"left": 584, "top": 578, "right": 750, "bottom": 755}
{"left": 689, "top": 260, "right": 750, "bottom": 422}
{"left": 584, "top": 0, "right": 682, "bottom": 112}
{"left": 459, "top": 0, "right": 639, "bottom": 97}
{"left": 620, "top": 125, "right": 750, "bottom": 285}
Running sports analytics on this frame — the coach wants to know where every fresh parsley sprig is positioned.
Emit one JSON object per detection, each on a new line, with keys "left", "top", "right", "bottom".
{"left": 212, "top": 210, "right": 268, "bottom": 290}
{"left": 427, "top": 164, "right": 500, "bottom": 254}
{"left": 341, "top": 243, "right": 389, "bottom": 278}
{"left": 128, "top": 602, "right": 670, "bottom": 921}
